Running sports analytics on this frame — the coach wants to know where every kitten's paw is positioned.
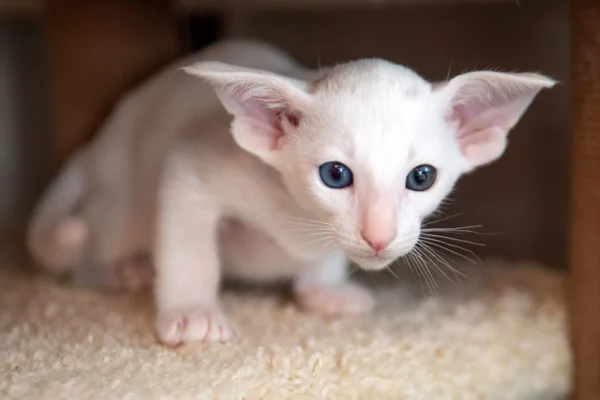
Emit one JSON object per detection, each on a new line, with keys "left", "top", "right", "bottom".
{"left": 294, "top": 282, "right": 375, "bottom": 318}
{"left": 155, "top": 308, "right": 238, "bottom": 347}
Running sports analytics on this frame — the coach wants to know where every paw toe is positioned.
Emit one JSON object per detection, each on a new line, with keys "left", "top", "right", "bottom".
{"left": 156, "top": 308, "right": 237, "bottom": 346}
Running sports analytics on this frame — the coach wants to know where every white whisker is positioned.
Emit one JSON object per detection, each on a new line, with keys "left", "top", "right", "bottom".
{"left": 276, "top": 213, "right": 332, "bottom": 226}
{"left": 386, "top": 263, "right": 402, "bottom": 282}
{"left": 301, "top": 234, "right": 338, "bottom": 251}
{"left": 422, "top": 213, "right": 464, "bottom": 227}
{"left": 419, "top": 238, "right": 480, "bottom": 265}
{"left": 404, "top": 252, "right": 424, "bottom": 291}
{"left": 417, "top": 241, "right": 464, "bottom": 284}
{"left": 420, "top": 233, "right": 485, "bottom": 247}
{"left": 283, "top": 227, "right": 336, "bottom": 234}
{"left": 424, "top": 243, "right": 465, "bottom": 282}
{"left": 278, "top": 221, "right": 333, "bottom": 230}
{"left": 403, "top": 253, "right": 419, "bottom": 282}
{"left": 411, "top": 246, "right": 437, "bottom": 294}
{"left": 419, "top": 235, "right": 482, "bottom": 259}
{"left": 421, "top": 224, "right": 483, "bottom": 232}
{"left": 416, "top": 242, "right": 455, "bottom": 284}
{"left": 297, "top": 232, "right": 337, "bottom": 240}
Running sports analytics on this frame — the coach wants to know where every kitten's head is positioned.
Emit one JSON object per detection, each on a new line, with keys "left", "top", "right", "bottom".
{"left": 185, "top": 58, "right": 555, "bottom": 270}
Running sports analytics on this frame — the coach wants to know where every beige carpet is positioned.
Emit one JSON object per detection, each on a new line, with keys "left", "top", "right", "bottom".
{"left": 0, "top": 255, "right": 571, "bottom": 399}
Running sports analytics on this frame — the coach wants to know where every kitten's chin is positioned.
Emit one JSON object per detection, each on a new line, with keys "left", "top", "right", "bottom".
{"left": 350, "top": 254, "right": 396, "bottom": 271}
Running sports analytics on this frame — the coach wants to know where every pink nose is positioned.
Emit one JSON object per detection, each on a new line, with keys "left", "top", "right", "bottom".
{"left": 361, "top": 230, "right": 394, "bottom": 252}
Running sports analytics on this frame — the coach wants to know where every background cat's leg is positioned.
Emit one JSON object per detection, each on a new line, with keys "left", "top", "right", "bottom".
{"left": 293, "top": 251, "right": 374, "bottom": 318}
{"left": 153, "top": 153, "right": 236, "bottom": 346}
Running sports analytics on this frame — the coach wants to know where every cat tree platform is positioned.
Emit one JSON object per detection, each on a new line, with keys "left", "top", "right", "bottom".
{"left": 0, "top": 258, "right": 570, "bottom": 399}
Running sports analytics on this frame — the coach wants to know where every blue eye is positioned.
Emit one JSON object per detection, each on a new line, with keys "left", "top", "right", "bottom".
{"left": 318, "top": 161, "right": 353, "bottom": 189}
{"left": 406, "top": 165, "right": 437, "bottom": 191}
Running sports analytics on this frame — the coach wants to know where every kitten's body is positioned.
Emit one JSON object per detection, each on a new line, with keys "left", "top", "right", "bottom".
{"left": 30, "top": 40, "right": 326, "bottom": 283}
{"left": 28, "top": 40, "right": 554, "bottom": 346}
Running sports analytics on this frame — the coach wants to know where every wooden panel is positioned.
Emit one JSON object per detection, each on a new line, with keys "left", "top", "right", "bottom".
{"left": 570, "top": 0, "right": 600, "bottom": 398}
{"left": 176, "top": 0, "right": 539, "bottom": 12}
{"left": 0, "top": 0, "right": 42, "bottom": 13}
{"left": 0, "top": 0, "right": 544, "bottom": 14}
{"left": 46, "top": 0, "right": 179, "bottom": 166}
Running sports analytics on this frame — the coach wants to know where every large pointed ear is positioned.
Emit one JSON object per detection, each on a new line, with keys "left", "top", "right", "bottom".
{"left": 435, "top": 71, "right": 556, "bottom": 171}
{"left": 183, "top": 61, "right": 312, "bottom": 163}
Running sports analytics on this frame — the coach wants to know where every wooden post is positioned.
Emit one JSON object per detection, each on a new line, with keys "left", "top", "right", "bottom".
{"left": 570, "top": 0, "right": 600, "bottom": 398}
{"left": 46, "top": 0, "right": 179, "bottom": 166}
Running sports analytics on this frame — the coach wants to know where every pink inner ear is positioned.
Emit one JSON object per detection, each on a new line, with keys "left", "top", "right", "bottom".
{"left": 237, "top": 118, "right": 283, "bottom": 151}
{"left": 454, "top": 100, "right": 525, "bottom": 140}
{"left": 235, "top": 96, "right": 281, "bottom": 127}
{"left": 237, "top": 104, "right": 302, "bottom": 151}
{"left": 460, "top": 126, "right": 506, "bottom": 162}
{"left": 236, "top": 99, "right": 305, "bottom": 152}
{"left": 211, "top": 76, "right": 307, "bottom": 156}
{"left": 227, "top": 91, "right": 304, "bottom": 132}
{"left": 450, "top": 99, "right": 517, "bottom": 168}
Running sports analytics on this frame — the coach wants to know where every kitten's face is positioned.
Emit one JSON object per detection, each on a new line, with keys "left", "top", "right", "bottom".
{"left": 275, "top": 62, "right": 468, "bottom": 269}
{"left": 187, "top": 56, "right": 554, "bottom": 271}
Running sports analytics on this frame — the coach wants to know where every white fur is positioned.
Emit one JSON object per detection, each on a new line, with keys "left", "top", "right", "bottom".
{"left": 27, "top": 39, "right": 555, "bottom": 346}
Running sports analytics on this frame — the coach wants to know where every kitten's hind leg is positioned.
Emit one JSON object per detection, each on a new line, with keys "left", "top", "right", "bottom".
{"left": 27, "top": 152, "right": 88, "bottom": 274}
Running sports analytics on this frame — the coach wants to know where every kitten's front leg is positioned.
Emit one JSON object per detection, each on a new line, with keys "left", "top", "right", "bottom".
{"left": 293, "top": 251, "right": 374, "bottom": 318}
{"left": 154, "top": 153, "right": 236, "bottom": 347}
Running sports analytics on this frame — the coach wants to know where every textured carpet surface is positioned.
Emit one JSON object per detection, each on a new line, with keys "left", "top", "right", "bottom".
{"left": 0, "top": 258, "right": 571, "bottom": 399}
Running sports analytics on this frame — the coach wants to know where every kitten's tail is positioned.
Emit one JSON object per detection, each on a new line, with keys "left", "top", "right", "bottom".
{"left": 26, "top": 151, "right": 89, "bottom": 273}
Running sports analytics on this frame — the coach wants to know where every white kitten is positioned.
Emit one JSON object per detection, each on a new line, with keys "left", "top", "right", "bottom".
{"left": 27, "top": 39, "right": 555, "bottom": 346}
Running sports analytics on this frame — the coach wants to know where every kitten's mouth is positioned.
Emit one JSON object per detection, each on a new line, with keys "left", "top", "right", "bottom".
{"left": 350, "top": 253, "right": 396, "bottom": 270}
